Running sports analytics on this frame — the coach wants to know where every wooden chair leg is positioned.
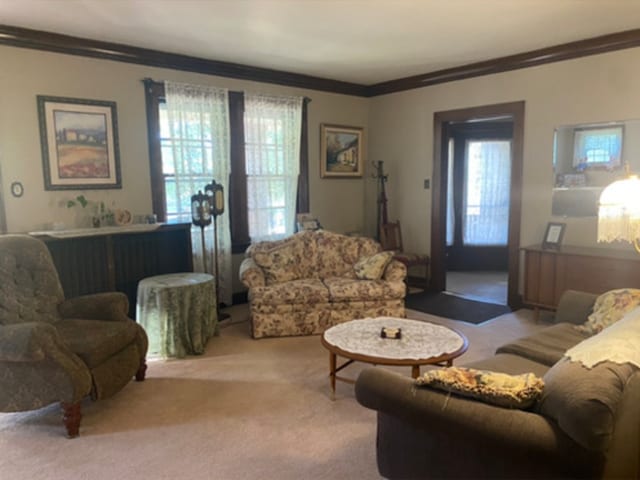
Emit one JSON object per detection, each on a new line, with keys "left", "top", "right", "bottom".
{"left": 135, "top": 358, "right": 147, "bottom": 381}
{"left": 61, "top": 401, "right": 81, "bottom": 438}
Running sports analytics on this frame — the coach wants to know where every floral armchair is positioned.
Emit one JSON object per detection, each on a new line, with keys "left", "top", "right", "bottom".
{"left": 0, "top": 235, "right": 148, "bottom": 437}
{"left": 240, "top": 230, "right": 406, "bottom": 338}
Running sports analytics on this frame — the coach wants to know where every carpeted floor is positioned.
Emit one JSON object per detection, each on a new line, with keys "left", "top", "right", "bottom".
{"left": 0, "top": 305, "right": 544, "bottom": 480}
{"left": 405, "top": 291, "right": 512, "bottom": 324}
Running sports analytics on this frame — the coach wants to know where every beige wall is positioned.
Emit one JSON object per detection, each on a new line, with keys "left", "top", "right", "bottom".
{"left": 0, "top": 45, "right": 369, "bottom": 236}
{"left": 3, "top": 44, "right": 640, "bottom": 296}
{"left": 367, "top": 47, "right": 640, "bottom": 256}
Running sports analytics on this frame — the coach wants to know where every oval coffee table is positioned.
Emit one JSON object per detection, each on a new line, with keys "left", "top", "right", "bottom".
{"left": 321, "top": 317, "right": 468, "bottom": 397}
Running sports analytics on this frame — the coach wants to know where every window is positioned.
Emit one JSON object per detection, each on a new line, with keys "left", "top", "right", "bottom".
{"left": 244, "top": 93, "right": 302, "bottom": 242}
{"left": 159, "top": 102, "right": 223, "bottom": 222}
{"left": 573, "top": 126, "right": 623, "bottom": 170}
{"left": 143, "top": 79, "right": 309, "bottom": 253}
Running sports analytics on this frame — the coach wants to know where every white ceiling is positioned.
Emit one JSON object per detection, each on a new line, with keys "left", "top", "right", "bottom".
{"left": 1, "top": 0, "right": 640, "bottom": 85}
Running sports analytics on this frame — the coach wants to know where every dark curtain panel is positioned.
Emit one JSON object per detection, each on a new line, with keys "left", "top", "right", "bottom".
{"left": 228, "top": 91, "right": 250, "bottom": 252}
{"left": 296, "top": 98, "right": 310, "bottom": 215}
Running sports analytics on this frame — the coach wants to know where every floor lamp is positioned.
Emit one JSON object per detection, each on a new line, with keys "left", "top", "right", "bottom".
{"left": 205, "top": 179, "right": 230, "bottom": 321}
{"left": 190, "top": 190, "right": 212, "bottom": 272}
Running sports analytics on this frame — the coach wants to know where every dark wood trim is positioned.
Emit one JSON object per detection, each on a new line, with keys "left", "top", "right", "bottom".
{"left": 431, "top": 101, "right": 525, "bottom": 308}
{"left": 228, "top": 91, "right": 250, "bottom": 248}
{"left": 3, "top": 25, "right": 640, "bottom": 97}
{"left": 296, "top": 98, "right": 311, "bottom": 215}
{"left": 142, "top": 78, "right": 167, "bottom": 221}
{"left": 0, "top": 25, "right": 368, "bottom": 97}
{"left": 367, "top": 28, "right": 640, "bottom": 96}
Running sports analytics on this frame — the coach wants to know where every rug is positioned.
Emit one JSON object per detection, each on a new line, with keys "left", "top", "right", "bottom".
{"left": 405, "top": 291, "right": 511, "bottom": 324}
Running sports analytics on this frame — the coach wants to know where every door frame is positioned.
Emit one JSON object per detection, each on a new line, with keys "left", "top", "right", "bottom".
{"left": 431, "top": 101, "right": 525, "bottom": 307}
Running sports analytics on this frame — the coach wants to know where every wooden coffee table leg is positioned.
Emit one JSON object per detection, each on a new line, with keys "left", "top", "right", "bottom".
{"left": 329, "top": 351, "right": 337, "bottom": 400}
{"left": 411, "top": 365, "right": 420, "bottom": 379}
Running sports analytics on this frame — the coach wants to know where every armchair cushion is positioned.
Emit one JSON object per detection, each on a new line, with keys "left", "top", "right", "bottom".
{"left": 58, "top": 292, "right": 130, "bottom": 322}
{"left": 415, "top": 367, "right": 545, "bottom": 409}
{"left": 55, "top": 319, "right": 139, "bottom": 368}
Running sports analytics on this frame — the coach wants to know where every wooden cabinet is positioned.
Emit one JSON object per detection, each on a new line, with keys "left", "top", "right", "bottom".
{"left": 522, "top": 244, "right": 640, "bottom": 310}
{"left": 33, "top": 223, "right": 193, "bottom": 318}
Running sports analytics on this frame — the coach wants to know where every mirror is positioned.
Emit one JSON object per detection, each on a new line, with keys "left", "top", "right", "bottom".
{"left": 552, "top": 119, "right": 640, "bottom": 217}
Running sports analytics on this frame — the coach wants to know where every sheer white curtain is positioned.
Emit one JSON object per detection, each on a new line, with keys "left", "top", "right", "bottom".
{"left": 164, "top": 81, "right": 232, "bottom": 305}
{"left": 244, "top": 93, "right": 303, "bottom": 242}
{"left": 463, "top": 140, "right": 511, "bottom": 246}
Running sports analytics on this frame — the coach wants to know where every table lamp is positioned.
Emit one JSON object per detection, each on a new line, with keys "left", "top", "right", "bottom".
{"left": 191, "top": 190, "right": 212, "bottom": 272}
{"left": 597, "top": 169, "right": 640, "bottom": 253}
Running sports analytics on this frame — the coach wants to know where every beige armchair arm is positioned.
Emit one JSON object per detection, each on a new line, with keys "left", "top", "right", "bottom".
{"left": 239, "top": 257, "right": 266, "bottom": 289}
{"left": 58, "top": 292, "right": 130, "bottom": 322}
{"left": 382, "top": 259, "right": 407, "bottom": 282}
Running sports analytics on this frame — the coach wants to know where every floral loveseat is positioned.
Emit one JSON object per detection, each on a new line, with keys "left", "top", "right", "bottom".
{"left": 239, "top": 230, "right": 407, "bottom": 338}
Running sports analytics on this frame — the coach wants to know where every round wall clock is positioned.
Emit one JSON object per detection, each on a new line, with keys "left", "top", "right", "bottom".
{"left": 10, "top": 181, "right": 24, "bottom": 198}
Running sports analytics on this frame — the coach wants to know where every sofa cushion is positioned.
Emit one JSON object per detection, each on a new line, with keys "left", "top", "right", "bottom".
{"left": 354, "top": 251, "right": 394, "bottom": 280}
{"left": 537, "top": 358, "right": 637, "bottom": 452}
{"left": 415, "top": 367, "right": 544, "bottom": 409}
{"left": 496, "top": 323, "right": 589, "bottom": 366}
{"left": 248, "top": 279, "right": 330, "bottom": 306}
{"left": 252, "top": 239, "right": 308, "bottom": 285}
{"left": 554, "top": 290, "right": 597, "bottom": 325}
{"left": 324, "top": 277, "right": 405, "bottom": 302}
{"left": 55, "top": 319, "right": 138, "bottom": 368}
{"left": 313, "top": 231, "right": 363, "bottom": 279}
{"left": 578, "top": 288, "right": 640, "bottom": 335}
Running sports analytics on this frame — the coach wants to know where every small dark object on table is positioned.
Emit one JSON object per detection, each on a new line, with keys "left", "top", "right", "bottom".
{"left": 380, "top": 327, "right": 402, "bottom": 339}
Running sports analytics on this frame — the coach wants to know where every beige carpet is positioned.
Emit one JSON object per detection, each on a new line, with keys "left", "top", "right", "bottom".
{"left": 0, "top": 305, "right": 544, "bottom": 480}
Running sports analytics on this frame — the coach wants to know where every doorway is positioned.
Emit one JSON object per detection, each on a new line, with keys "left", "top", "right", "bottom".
{"left": 431, "top": 102, "right": 525, "bottom": 308}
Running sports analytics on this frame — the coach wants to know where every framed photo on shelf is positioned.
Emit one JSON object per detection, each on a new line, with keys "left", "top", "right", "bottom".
{"left": 542, "top": 222, "right": 566, "bottom": 249}
{"left": 320, "top": 124, "right": 364, "bottom": 178}
{"left": 37, "top": 95, "right": 121, "bottom": 190}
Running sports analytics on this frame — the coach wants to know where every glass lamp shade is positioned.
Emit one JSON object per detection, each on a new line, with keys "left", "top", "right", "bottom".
{"left": 191, "top": 190, "right": 212, "bottom": 228}
{"left": 205, "top": 180, "right": 225, "bottom": 216}
{"left": 597, "top": 174, "right": 640, "bottom": 245}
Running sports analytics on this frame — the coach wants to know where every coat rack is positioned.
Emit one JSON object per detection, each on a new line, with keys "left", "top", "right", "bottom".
{"left": 372, "top": 160, "right": 389, "bottom": 241}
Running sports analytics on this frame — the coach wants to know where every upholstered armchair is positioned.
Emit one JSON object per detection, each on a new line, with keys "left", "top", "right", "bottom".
{"left": 0, "top": 234, "right": 148, "bottom": 437}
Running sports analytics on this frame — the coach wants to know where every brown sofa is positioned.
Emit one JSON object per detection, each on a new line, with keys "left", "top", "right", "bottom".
{"left": 239, "top": 230, "right": 406, "bottom": 338}
{"left": 355, "top": 290, "right": 640, "bottom": 479}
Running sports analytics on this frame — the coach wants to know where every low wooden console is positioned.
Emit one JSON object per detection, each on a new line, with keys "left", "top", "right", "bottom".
{"left": 522, "top": 244, "right": 640, "bottom": 311}
{"left": 32, "top": 223, "right": 193, "bottom": 318}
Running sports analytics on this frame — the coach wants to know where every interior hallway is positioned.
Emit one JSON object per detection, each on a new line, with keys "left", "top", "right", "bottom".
{"left": 446, "top": 270, "right": 508, "bottom": 305}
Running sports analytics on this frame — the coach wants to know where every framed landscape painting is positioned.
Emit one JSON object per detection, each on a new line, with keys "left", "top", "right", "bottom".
{"left": 37, "top": 95, "right": 121, "bottom": 190}
{"left": 320, "top": 124, "right": 364, "bottom": 178}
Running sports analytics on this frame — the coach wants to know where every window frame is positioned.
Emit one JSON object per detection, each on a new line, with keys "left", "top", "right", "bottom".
{"left": 143, "top": 78, "right": 309, "bottom": 253}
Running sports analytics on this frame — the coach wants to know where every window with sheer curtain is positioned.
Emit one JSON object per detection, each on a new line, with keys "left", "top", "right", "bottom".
{"left": 244, "top": 93, "right": 303, "bottom": 242}
{"left": 463, "top": 140, "right": 511, "bottom": 246}
{"left": 162, "top": 81, "right": 232, "bottom": 305}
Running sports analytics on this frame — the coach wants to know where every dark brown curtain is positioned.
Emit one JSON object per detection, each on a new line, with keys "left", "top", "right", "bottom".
{"left": 228, "top": 91, "right": 250, "bottom": 252}
{"left": 296, "top": 98, "right": 310, "bottom": 215}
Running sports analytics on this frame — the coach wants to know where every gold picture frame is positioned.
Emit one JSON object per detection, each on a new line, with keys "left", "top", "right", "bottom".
{"left": 320, "top": 124, "right": 364, "bottom": 178}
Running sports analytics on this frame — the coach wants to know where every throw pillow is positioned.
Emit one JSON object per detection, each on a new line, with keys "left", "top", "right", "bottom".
{"left": 354, "top": 251, "right": 394, "bottom": 280}
{"left": 578, "top": 288, "right": 640, "bottom": 335}
{"left": 415, "top": 367, "right": 544, "bottom": 409}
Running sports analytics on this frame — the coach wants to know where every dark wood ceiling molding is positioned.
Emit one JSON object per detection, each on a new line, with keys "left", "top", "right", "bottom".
{"left": 367, "top": 28, "right": 640, "bottom": 96}
{"left": 3, "top": 24, "right": 640, "bottom": 98}
{"left": 0, "top": 24, "right": 369, "bottom": 97}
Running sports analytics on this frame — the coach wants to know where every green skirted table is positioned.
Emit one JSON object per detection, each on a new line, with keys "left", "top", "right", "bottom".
{"left": 136, "top": 273, "right": 218, "bottom": 358}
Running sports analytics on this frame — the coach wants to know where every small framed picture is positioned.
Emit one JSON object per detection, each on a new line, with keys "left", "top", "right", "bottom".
{"left": 320, "top": 124, "right": 364, "bottom": 178}
{"left": 542, "top": 222, "right": 566, "bottom": 249}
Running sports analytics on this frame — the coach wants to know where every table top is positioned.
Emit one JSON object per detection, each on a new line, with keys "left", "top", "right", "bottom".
{"left": 321, "top": 317, "right": 468, "bottom": 365}
{"left": 138, "top": 272, "right": 214, "bottom": 288}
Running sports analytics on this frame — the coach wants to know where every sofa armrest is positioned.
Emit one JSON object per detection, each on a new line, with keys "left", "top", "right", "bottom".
{"left": 554, "top": 290, "right": 597, "bottom": 325}
{"left": 58, "top": 292, "right": 130, "bottom": 322}
{"left": 382, "top": 259, "right": 406, "bottom": 282}
{"left": 239, "top": 257, "right": 266, "bottom": 288}
{"left": 355, "top": 367, "right": 578, "bottom": 454}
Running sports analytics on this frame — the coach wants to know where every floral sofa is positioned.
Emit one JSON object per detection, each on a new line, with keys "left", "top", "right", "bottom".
{"left": 239, "top": 230, "right": 407, "bottom": 338}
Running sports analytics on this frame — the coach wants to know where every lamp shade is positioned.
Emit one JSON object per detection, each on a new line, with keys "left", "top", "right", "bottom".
{"left": 597, "top": 174, "right": 640, "bottom": 244}
{"left": 191, "top": 190, "right": 212, "bottom": 228}
{"left": 205, "top": 180, "right": 224, "bottom": 217}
